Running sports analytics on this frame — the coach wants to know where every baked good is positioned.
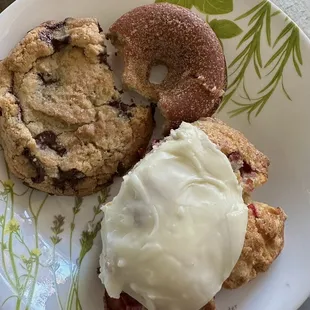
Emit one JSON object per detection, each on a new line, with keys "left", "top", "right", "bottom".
{"left": 194, "top": 118, "right": 286, "bottom": 289}
{"left": 100, "top": 119, "right": 285, "bottom": 310}
{"left": 224, "top": 201, "right": 287, "bottom": 289}
{"left": 0, "top": 18, "right": 153, "bottom": 196}
{"left": 194, "top": 118, "right": 270, "bottom": 194}
{"left": 100, "top": 122, "right": 249, "bottom": 310}
{"left": 194, "top": 118, "right": 285, "bottom": 287}
{"left": 109, "top": 3, "right": 227, "bottom": 128}
{"left": 102, "top": 202, "right": 286, "bottom": 308}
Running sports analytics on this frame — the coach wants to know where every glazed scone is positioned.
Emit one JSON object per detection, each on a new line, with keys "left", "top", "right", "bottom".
{"left": 100, "top": 122, "right": 248, "bottom": 310}
{"left": 224, "top": 202, "right": 287, "bottom": 289}
{"left": 194, "top": 117, "right": 270, "bottom": 194}
{"left": 194, "top": 119, "right": 286, "bottom": 288}
{"left": 0, "top": 18, "right": 153, "bottom": 196}
{"left": 99, "top": 119, "right": 284, "bottom": 309}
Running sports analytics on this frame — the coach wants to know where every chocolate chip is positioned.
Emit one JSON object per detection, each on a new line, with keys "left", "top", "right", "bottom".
{"left": 53, "top": 168, "right": 86, "bottom": 190}
{"left": 99, "top": 52, "right": 108, "bottom": 64}
{"left": 9, "top": 80, "right": 24, "bottom": 122}
{"left": 98, "top": 23, "right": 103, "bottom": 33}
{"left": 0, "top": 107, "right": 2, "bottom": 116}
{"left": 15, "top": 98, "right": 24, "bottom": 122}
{"left": 109, "top": 100, "right": 126, "bottom": 109}
{"left": 35, "top": 131, "right": 56, "bottom": 146}
{"left": 150, "top": 102, "right": 156, "bottom": 122}
{"left": 35, "top": 131, "right": 67, "bottom": 156}
{"left": 108, "top": 101, "right": 135, "bottom": 118}
{"left": 22, "top": 148, "right": 46, "bottom": 183}
{"left": 39, "top": 30, "right": 53, "bottom": 44}
{"left": 117, "top": 162, "right": 127, "bottom": 176}
{"left": 39, "top": 30, "right": 70, "bottom": 52}
{"left": 38, "top": 73, "right": 59, "bottom": 85}
{"left": 45, "top": 21, "right": 66, "bottom": 30}
{"left": 8, "top": 73, "right": 15, "bottom": 94}
{"left": 109, "top": 100, "right": 136, "bottom": 118}
{"left": 52, "top": 35, "right": 71, "bottom": 52}
{"left": 98, "top": 52, "right": 111, "bottom": 70}
{"left": 56, "top": 148, "right": 67, "bottom": 157}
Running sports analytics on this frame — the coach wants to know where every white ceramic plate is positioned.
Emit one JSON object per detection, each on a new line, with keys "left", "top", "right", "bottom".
{"left": 0, "top": 0, "right": 310, "bottom": 309}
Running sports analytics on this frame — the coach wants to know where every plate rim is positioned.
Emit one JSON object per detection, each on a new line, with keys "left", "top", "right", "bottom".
{"left": 0, "top": 0, "right": 309, "bottom": 309}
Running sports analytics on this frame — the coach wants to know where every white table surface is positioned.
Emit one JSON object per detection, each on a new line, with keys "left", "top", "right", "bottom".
{"left": 273, "top": 0, "right": 310, "bottom": 37}
{"left": 272, "top": 1, "right": 310, "bottom": 309}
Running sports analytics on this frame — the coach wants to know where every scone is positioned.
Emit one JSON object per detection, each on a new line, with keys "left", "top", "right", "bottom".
{"left": 224, "top": 201, "right": 287, "bottom": 289}
{"left": 0, "top": 18, "right": 153, "bottom": 196}
{"left": 194, "top": 118, "right": 286, "bottom": 288}
{"left": 194, "top": 117, "right": 270, "bottom": 194}
{"left": 100, "top": 119, "right": 285, "bottom": 310}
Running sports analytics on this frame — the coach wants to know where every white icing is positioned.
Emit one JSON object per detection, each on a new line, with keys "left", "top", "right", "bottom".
{"left": 100, "top": 122, "right": 248, "bottom": 310}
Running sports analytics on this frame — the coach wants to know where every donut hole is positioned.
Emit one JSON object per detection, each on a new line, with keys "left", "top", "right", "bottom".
{"left": 148, "top": 64, "right": 168, "bottom": 85}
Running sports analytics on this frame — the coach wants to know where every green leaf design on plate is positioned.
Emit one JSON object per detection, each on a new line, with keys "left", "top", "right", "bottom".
{"left": 50, "top": 214, "right": 65, "bottom": 245}
{"left": 215, "top": 0, "right": 303, "bottom": 119}
{"left": 209, "top": 19, "right": 242, "bottom": 39}
{"left": 0, "top": 150, "right": 109, "bottom": 309}
{"left": 229, "top": 21, "right": 302, "bottom": 119}
{"left": 219, "top": 0, "right": 272, "bottom": 112}
{"left": 194, "top": 0, "right": 233, "bottom": 15}
{"left": 0, "top": 174, "right": 48, "bottom": 310}
{"left": 64, "top": 188, "right": 109, "bottom": 310}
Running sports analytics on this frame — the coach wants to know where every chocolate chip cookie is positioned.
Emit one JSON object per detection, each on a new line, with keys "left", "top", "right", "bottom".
{"left": 0, "top": 18, "right": 153, "bottom": 196}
